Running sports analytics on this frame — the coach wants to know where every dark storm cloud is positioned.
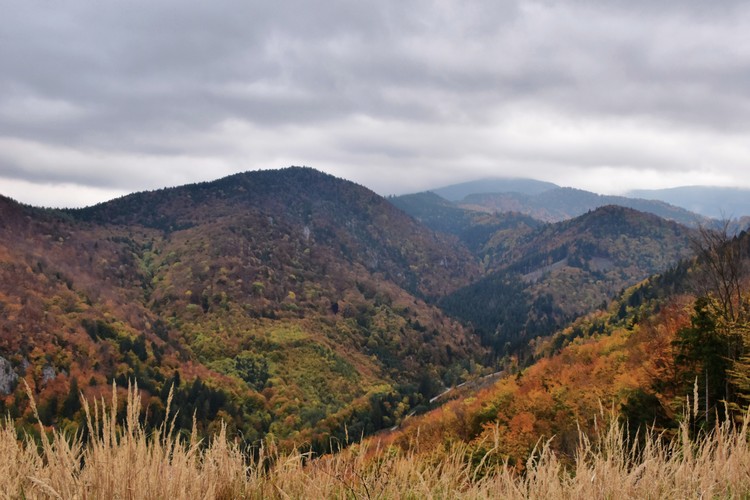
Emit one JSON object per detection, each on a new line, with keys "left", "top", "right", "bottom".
{"left": 1, "top": 0, "right": 749, "bottom": 206}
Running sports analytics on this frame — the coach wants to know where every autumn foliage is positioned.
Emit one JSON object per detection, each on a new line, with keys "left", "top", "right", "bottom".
{"left": 3, "top": 381, "right": 750, "bottom": 499}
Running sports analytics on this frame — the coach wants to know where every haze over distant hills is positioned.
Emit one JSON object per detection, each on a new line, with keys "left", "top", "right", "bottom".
{"left": 628, "top": 186, "right": 750, "bottom": 220}
{"left": 397, "top": 181, "right": 705, "bottom": 228}
{"left": 417, "top": 177, "right": 750, "bottom": 222}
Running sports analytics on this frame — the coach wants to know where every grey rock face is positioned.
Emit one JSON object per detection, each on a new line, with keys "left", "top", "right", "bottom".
{"left": 41, "top": 365, "right": 56, "bottom": 385}
{"left": 0, "top": 356, "right": 18, "bottom": 395}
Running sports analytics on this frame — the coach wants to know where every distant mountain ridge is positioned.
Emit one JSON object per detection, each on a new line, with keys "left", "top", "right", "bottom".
{"left": 389, "top": 192, "right": 542, "bottom": 256}
{"left": 458, "top": 187, "right": 705, "bottom": 227}
{"left": 628, "top": 186, "right": 750, "bottom": 219}
{"left": 431, "top": 178, "right": 558, "bottom": 201}
{"left": 425, "top": 177, "right": 750, "bottom": 223}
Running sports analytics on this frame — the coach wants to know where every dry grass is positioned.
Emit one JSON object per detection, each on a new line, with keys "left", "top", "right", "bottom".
{"left": 2, "top": 383, "right": 750, "bottom": 499}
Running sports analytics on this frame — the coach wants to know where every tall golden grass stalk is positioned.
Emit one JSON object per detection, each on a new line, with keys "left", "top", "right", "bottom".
{"left": 2, "top": 382, "right": 750, "bottom": 499}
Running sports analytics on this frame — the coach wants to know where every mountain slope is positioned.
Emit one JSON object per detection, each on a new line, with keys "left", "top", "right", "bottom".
{"left": 440, "top": 206, "right": 694, "bottom": 353}
{"left": 72, "top": 167, "right": 478, "bottom": 300}
{"left": 0, "top": 168, "right": 485, "bottom": 447}
{"left": 376, "top": 225, "right": 750, "bottom": 466}
{"left": 374, "top": 262, "right": 698, "bottom": 465}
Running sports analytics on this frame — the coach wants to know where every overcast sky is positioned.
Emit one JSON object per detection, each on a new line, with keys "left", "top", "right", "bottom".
{"left": 2, "top": 1, "right": 750, "bottom": 208}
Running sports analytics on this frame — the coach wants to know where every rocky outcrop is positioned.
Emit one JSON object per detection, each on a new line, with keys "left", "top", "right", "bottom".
{"left": 41, "top": 365, "right": 56, "bottom": 385}
{"left": 0, "top": 356, "right": 18, "bottom": 395}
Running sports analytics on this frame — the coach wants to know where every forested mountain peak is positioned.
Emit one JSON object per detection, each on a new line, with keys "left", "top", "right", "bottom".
{"left": 70, "top": 167, "right": 382, "bottom": 228}
{"left": 64, "top": 167, "right": 480, "bottom": 300}
{"left": 440, "top": 204, "right": 694, "bottom": 353}
{"left": 556, "top": 204, "right": 688, "bottom": 236}
{"left": 0, "top": 167, "right": 484, "bottom": 449}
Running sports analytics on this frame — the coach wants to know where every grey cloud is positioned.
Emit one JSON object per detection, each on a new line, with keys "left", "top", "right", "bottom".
{"left": 1, "top": 0, "right": 750, "bottom": 204}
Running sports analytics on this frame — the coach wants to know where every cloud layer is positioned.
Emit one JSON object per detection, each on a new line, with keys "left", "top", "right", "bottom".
{"left": 2, "top": 0, "right": 749, "bottom": 206}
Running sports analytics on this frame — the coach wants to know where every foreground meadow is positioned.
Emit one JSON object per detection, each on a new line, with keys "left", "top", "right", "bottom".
{"left": 2, "top": 383, "right": 750, "bottom": 499}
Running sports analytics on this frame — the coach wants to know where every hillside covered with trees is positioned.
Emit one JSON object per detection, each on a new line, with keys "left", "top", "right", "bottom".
{"left": 374, "top": 227, "right": 750, "bottom": 470}
{"left": 0, "top": 168, "right": 486, "bottom": 449}
{"left": 2, "top": 167, "right": 746, "bottom": 487}
{"left": 440, "top": 205, "right": 694, "bottom": 356}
